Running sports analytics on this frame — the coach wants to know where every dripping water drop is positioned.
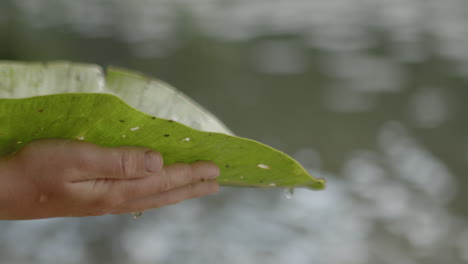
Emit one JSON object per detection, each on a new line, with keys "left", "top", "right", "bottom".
{"left": 283, "top": 187, "right": 295, "bottom": 199}
{"left": 132, "top": 212, "right": 143, "bottom": 219}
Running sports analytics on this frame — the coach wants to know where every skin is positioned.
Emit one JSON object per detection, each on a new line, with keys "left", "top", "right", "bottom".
{"left": 0, "top": 139, "right": 220, "bottom": 220}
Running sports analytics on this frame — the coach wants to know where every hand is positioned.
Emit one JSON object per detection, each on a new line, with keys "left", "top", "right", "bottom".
{"left": 0, "top": 139, "right": 220, "bottom": 220}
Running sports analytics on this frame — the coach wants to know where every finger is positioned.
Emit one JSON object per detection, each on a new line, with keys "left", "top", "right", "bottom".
{"left": 15, "top": 139, "right": 164, "bottom": 181}
{"left": 69, "top": 161, "right": 220, "bottom": 204}
{"left": 155, "top": 161, "right": 220, "bottom": 191}
{"left": 101, "top": 161, "right": 220, "bottom": 201}
{"left": 60, "top": 141, "right": 163, "bottom": 181}
{"left": 109, "top": 180, "right": 219, "bottom": 214}
{"left": 75, "top": 146, "right": 164, "bottom": 180}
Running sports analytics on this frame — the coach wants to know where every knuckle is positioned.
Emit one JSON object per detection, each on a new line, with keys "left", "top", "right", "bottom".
{"left": 158, "top": 179, "right": 172, "bottom": 193}
{"left": 178, "top": 163, "right": 196, "bottom": 182}
{"left": 119, "top": 150, "right": 139, "bottom": 178}
{"left": 158, "top": 164, "right": 195, "bottom": 192}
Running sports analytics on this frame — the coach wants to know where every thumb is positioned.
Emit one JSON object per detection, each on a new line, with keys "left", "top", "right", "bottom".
{"left": 81, "top": 145, "right": 164, "bottom": 180}
{"left": 16, "top": 139, "right": 164, "bottom": 181}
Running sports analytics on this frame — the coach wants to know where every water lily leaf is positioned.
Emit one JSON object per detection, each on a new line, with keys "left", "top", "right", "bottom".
{"left": 0, "top": 61, "right": 325, "bottom": 190}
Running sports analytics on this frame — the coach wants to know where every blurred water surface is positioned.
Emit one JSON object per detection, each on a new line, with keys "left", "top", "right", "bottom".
{"left": 1, "top": 0, "right": 468, "bottom": 263}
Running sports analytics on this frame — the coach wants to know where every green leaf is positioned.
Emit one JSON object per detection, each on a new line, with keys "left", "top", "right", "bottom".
{"left": 0, "top": 61, "right": 233, "bottom": 135}
{"left": 0, "top": 61, "right": 325, "bottom": 190}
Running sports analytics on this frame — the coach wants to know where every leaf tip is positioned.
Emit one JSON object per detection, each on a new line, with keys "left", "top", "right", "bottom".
{"left": 305, "top": 178, "right": 326, "bottom": 190}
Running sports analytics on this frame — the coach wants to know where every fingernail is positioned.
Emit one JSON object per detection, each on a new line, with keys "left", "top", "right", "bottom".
{"left": 145, "top": 151, "right": 162, "bottom": 173}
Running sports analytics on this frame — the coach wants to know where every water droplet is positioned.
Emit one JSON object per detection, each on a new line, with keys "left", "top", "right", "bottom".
{"left": 257, "top": 164, "right": 271, "bottom": 169}
{"left": 283, "top": 187, "right": 295, "bottom": 199}
{"left": 130, "top": 127, "right": 140, "bottom": 131}
{"left": 132, "top": 212, "right": 143, "bottom": 219}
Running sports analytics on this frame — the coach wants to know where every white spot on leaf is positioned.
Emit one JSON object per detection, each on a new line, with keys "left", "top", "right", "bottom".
{"left": 130, "top": 127, "right": 140, "bottom": 131}
{"left": 77, "top": 136, "right": 85, "bottom": 140}
{"left": 180, "top": 137, "right": 191, "bottom": 142}
{"left": 16, "top": 141, "right": 22, "bottom": 144}
{"left": 257, "top": 164, "right": 271, "bottom": 169}
{"left": 122, "top": 135, "right": 127, "bottom": 138}
{"left": 268, "top": 183, "right": 277, "bottom": 187}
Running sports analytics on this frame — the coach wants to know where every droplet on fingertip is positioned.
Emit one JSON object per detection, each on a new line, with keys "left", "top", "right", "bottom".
{"left": 132, "top": 212, "right": 143, "bottom": 219}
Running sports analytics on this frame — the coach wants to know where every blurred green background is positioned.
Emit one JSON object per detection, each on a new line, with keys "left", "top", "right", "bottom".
{"left": 1, "top": 0, "right": 468, "bottom": 263}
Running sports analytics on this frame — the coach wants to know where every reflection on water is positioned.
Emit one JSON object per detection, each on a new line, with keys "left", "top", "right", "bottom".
{"left": 1, "top": 0, "right": 468, "bottom": 263}
{"left": 253, "top": 40, "right": 307, "bottom": 75}
{"left": 410, "top": 89, "right": 449, "bottom": 128}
